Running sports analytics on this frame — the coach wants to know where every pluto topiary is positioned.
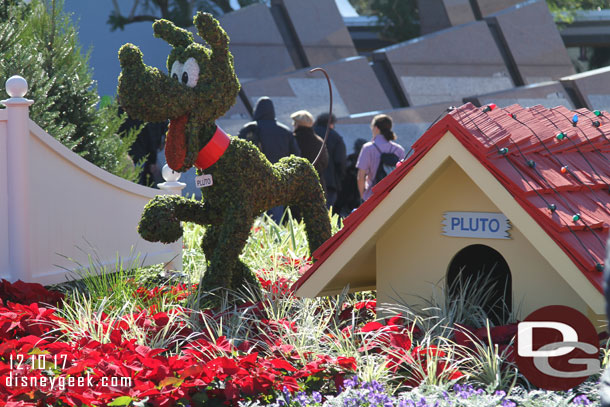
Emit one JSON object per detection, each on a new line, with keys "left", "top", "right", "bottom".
{"left": 117, "top": 12, "right": 331, "bottom": 303}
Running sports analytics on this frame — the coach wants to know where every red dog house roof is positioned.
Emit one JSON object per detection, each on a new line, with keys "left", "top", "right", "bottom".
{"left": 294, "top": 103, "right": 610, "bottom": 293}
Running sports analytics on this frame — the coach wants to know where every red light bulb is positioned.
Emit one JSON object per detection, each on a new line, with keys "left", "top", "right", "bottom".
{"left": 483, "top": 103, "right": 496, "bottom": 113}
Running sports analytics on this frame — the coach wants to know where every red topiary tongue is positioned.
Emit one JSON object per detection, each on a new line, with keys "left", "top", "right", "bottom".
{"left": 166, "top": 114, "right": 189, "bottom": 171}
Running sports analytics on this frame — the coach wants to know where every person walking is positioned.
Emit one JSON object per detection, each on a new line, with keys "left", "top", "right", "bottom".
{"left": 119, "top": 109, "right": 166, "bottom": 187}
{"left": 290, "top": 110, "right": 329, "bottom": 194}
{"left": 238, "top": 96, "right": 300, "bottom": 163}
{"left": 335, "top": 138, "right": 367, "bottom": 217}
{"left": 238, "top": 96, "right": 300, "bottom": 222}
{"left": 314, "top": 113, "right": 346, "bottom": 210}
{"left": 356, "top": 114, "right": 405, "bottom": 202}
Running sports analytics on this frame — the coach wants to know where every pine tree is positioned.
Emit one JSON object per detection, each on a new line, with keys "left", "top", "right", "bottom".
{"left": 0, "top": 0, "right": 140, "bottom": 182}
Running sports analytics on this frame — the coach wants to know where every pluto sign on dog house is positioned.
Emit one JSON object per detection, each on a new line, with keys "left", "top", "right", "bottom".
{"left": 293, "top": 103, "right": 609, "bottom": 323}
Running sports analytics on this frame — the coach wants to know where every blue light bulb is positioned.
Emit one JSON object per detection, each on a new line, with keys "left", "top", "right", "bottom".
{"left": 572, "top": 114, "right": 579, "bottom": 124}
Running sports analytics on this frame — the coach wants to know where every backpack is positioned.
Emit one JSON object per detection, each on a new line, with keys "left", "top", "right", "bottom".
{"left": 244, "top": 122, "right": 263, "bottom": 152}
{"left": 372, "top": 143, "right": 400, "bottom": 185}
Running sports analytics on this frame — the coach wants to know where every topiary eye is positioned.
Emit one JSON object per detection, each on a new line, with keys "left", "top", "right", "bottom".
{"left": 170, "top": 60, "right": 183, "bottom": 82}
{"left": 182, "top": 58, "right": 199, "bottom": 88}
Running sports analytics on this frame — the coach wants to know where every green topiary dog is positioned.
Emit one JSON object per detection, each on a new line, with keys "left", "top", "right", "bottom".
{"left": 117, "top": 12, "right": 331, "bottom": 302}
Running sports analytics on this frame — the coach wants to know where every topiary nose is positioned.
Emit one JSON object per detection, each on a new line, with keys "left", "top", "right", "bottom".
{"left": 118, "top": 43, "right": 144, "bottom": 69}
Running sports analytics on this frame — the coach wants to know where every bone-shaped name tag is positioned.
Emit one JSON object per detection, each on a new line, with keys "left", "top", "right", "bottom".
{"left": 195, "top": 174, "right": 213, "bottom": 188}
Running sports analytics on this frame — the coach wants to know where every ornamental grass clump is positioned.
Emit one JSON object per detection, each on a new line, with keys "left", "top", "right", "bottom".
{"left": 53, "top": 293, "right": 192, "bottom": 352}
{"left": 60, "top": 246, "right": 195, "bottom": 313}
{"left": 449, "top": 322, "right": 518, "bottom": 393}
{"left": 390, "top": 265, "right": 518, "bottom": 337}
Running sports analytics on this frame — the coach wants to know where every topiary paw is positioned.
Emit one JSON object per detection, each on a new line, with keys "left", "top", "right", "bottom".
{"left": 138, "top": 195, "right": 183, "bottom": 243}
{"left": 118, "top": 43, "right": 144, "bottom": 69}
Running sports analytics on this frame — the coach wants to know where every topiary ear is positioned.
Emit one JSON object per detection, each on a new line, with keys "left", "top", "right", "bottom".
{"left": 153, "top": 19, "right": 194, "bottom": 48}
{"left": 194, "top": 11, "right": 228, "bottom": 49}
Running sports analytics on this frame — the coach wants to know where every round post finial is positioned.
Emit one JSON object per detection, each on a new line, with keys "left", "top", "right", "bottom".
{"left": 158, "top": 164, "right": 186, "bottom": 195}
{"left": 162, "top": 164, "right": 181, "bottom": 182}
{"left": 6, "top": 76, "right": 28, "bottom": 98}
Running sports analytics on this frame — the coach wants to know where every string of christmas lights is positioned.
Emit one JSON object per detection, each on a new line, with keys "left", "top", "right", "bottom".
{"left": 507, "top": 135, "right": 607, "bottom": 252}
{"left": 530, "top": 108, "right": 610, "bottom": 191}
{"left": 509, "top": 113, "right": 610, "bottom": 215}
{"left": 459, "top": 104, "right": 606, "bottom": 271}
{"left": 552, "top": 109, "right": 610, "bottom": 163}
{"left": 499, "top": 107, "right": 607, "bottom": 262}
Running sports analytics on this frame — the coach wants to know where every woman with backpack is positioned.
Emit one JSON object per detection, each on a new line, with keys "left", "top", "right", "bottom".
{"left": 356, "top": 114, "right": 406, "bottom": 202}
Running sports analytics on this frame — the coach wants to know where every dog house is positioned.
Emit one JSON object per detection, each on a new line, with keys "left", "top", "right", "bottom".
{"left": 293, "top": 103, "right": 609, "bottom": 325}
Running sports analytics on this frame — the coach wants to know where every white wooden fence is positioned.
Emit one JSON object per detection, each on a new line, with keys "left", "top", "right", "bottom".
{"left": 0, "top": 76, "right": 183, "bottom": 285}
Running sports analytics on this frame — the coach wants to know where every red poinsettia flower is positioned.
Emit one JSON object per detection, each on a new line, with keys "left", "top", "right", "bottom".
{"left": 0, "top": 280, "right": 64, "bottom": 306}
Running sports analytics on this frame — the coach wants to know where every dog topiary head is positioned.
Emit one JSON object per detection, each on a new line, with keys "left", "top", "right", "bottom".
{"left": 117, "top": 12, "right": 240, "bottom": 172}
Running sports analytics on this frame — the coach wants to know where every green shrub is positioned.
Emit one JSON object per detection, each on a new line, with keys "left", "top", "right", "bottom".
{"left": 0, "top": 0, "right": 139, "bottom": 182}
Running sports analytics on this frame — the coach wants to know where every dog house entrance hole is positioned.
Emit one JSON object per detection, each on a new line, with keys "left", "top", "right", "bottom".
{"left": 447, "top": 244, "right": 512, "bottom": 325}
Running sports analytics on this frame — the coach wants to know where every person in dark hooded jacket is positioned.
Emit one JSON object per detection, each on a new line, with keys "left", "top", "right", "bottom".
{"left": 238, "top": 96, "right": 301, "bottom": 223}
{"left": 314, "top": 113, "right": 346, "bottom": 209}
{"left": 334, "top": 138, "right": 367, "bottom": 217}
{"left": 238, "top": 96, "right": 300, "bottom": 163}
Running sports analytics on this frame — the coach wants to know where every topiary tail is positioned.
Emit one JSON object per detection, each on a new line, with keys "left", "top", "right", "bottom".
{"left": 309, "top": 67, "right": 332, "bottom": 168}
{"left": 300, "top": 195, "right": 331, "bottom": 254}
{"left": 288, "top": 160, "right": 331, "bottom": 254}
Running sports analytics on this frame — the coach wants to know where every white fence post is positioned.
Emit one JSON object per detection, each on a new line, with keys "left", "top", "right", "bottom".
{"left": 157, "top": 164, "right": 185, "bottom": 272}
{"left": 158, "top": 164, "right": 186, "bottom": 195}
{"left": 1, "top": 76, "right": 33, "bottom": 282}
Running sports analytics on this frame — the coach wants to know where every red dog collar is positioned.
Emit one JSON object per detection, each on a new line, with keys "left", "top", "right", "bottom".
{"left": 194, "top": 125, "right": 230, "bottom": 170}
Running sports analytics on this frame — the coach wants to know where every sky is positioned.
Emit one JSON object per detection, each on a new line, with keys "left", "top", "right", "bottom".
{"left": 63, "top": 0, "right": 172, "bottom": 98}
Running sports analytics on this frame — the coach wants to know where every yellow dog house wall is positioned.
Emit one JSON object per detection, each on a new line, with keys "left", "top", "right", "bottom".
{"left": 293, "top": 103, "right": 609, "bottom": 325}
